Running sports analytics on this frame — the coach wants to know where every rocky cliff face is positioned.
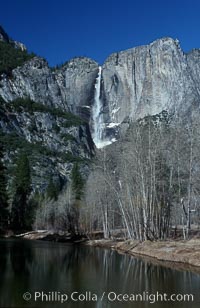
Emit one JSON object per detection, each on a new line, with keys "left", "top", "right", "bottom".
{"left": 99, "top": 37, "right": 200, "bottom": 141}
{"left": 0, "top": 96, "right": 94, "bottom": 190}
{"left": 1, "top": 29, "right": 200, "bottom": 191}
{"left": 0, "top": 56, "right": 98, "bottom": 118}
{"left": 0, "top": 56, "right": 98, "bottom": 189}
{"left": 0, "top": 28, "right": 98, "bottom": 192}
{"left": 187, "top": 49, "right": 200, "bottom": 96}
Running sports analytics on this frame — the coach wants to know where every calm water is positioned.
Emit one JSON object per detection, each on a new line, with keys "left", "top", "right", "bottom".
{"left": 0, "top": 239, "right": 200, "bottom": 308}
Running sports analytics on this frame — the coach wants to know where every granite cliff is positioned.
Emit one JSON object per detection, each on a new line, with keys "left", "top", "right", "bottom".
{"left": 99, "top": 37, "right": 200, "bottom": 142}
{"left": 0, "top": 27, "right": 97, "bottom": 192}
{"left": 1, "top": 25, "right": 200, "bottom": 191}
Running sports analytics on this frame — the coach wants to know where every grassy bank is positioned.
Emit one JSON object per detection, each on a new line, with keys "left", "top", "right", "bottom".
{"left": 85, "top": 238, "right": 200, "bottom": 274}
{"left": 3, "top": 229, "right": 200, "bottom": 274}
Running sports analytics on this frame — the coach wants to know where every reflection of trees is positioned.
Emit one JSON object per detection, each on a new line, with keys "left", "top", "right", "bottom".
{"left": 0, "top": 241, "right": 8, "bottom": 294}
{"left": 0, "top": 239, "right": 34, "bottom": 308}
{"left": 62, "top": 245, "right": 88, "bottom": 271}
{"left": 85, "top": 248, "right": 197, "bottom": 298}
{"left": 10, "top": 239, "right": 33, "bottom": 276}
{"left": 0, "top": 240, "right": 199, "bottom": 308}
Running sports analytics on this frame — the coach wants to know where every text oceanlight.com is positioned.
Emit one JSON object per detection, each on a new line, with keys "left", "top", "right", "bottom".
{"left": 22, "top": 291, "right": 194, "bottom": 304}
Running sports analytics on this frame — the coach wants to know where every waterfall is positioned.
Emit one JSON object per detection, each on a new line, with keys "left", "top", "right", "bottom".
{"left": 92, "top": 66, "right": 113, "bottom": 148}
{"left": 92, "top": 66, "right": 103, "bottom": 147}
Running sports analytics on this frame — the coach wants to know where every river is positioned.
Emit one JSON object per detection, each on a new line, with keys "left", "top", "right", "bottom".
{"left": 0, "top": 239, "right": 199, "bottom": 307}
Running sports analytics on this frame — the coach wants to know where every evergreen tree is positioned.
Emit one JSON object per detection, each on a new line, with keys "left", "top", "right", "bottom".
{"left": 11, "top": 152, "right": 31, "bottom": 230}
{"left": 71, "top": 163, "right": 84, "bottom": 200}
{"left": 0, "top": 40, "right": 35, "bottom": 75}
{"left": 0, "top": 143, "right": 9, "bottom": 229}
{"left": 68, "top": 163, "right": 84, "bottom": 234}
{"left": 46, "top": 178, "right": 59, "bottom": 201}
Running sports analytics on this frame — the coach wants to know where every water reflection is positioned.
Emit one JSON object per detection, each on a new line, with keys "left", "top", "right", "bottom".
{"left": 10, "top": 240, "right": 33, "bottom": 275}
{"left": 0, "top": 239, "right": 199, "bottom": 307}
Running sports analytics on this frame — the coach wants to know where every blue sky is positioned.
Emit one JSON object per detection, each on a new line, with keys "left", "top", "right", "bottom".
{"left": 0, "top": 0, "right": 200, "bottom": 66}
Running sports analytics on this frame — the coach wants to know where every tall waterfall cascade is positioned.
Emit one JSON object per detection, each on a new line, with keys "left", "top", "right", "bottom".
{"left": 92, "top": 66, "right": 116, "bottom": 148}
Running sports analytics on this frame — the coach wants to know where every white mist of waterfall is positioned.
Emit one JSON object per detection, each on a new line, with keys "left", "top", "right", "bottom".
{"left": 92, "top": 66, "right": 116, "bottom": 148}
{"left": 93, "top": 66, "right": 102, "bottom": 146}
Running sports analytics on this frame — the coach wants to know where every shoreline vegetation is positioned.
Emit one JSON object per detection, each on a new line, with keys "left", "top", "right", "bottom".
{"left": 1, "top": 230, "right": 200, "bottom": 274}
{"left": 86, "top": 239, "right": 200, "bottom": 274}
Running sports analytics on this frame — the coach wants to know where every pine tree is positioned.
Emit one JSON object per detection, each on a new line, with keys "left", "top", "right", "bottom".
{"left": 0, "top": 143, "right": 9, "bottom": 230}
{"left": 71, "top": 163, "right": 84, "bottom": 200}
{"left": 68, "top": 163, "right": 84, "bottom": 234}
{"left": 11, "top": 152, "right": 31, "bottom": 230}
{"left": 46, "top": 178, "right": 59, "bottom": 201}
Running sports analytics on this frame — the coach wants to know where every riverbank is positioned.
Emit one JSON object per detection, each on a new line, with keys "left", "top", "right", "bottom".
{"left": 85, "top": 238, "right": 200, "bottom": 274}
{"left": 3, "top": 230, "right": 200, "bottom": 274}
{"left": 1, "top": 230, "right": 87, "bottom": 243}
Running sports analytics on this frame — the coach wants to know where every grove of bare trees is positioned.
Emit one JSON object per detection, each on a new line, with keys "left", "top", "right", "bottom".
{"left": 82, "top": 112, "right": 200, "bottom": 240}
{"left": 31, "top": 112, "right": 200, "bottom": 241}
